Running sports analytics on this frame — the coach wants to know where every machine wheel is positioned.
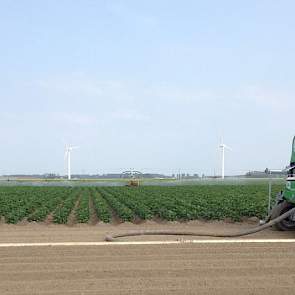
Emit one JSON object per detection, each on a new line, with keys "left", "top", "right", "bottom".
{"left": 271, "top": 201, "right": 295, "bottom": 231}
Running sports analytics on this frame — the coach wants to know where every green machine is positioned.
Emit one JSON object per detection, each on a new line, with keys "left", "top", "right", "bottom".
{"left": 271, "top": 136, "right": 295, "bottom": 230}
{"left": 284, "top": 136, "right": 295, "bottom": 202}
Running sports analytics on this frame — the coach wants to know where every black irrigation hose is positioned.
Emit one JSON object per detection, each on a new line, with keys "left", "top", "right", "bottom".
{"left": 105, "top": 207, "right": 295, "bottom": 242}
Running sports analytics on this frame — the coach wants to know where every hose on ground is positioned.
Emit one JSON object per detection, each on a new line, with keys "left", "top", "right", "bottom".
{"left": 105, "top": 207, "right": 295, "bottom": 242}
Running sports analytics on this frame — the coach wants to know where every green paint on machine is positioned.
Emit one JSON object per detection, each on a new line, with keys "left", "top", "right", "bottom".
{"left": 283, "top": 136, "right": 295, "bottom": 203}
{"left": 292, "top": 136, "right": 295, "bottom": 164}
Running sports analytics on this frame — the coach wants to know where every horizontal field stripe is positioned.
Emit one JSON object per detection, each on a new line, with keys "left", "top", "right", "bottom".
{"left": 1, "top": 239, "right": 295, "bottom": 247}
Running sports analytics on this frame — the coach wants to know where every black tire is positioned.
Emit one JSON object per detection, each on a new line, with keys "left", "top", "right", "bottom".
{"left": 271, "top": 201, "right": 295, "bottom": 231}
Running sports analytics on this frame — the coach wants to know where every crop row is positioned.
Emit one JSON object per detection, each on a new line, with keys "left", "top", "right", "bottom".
{"left": 75, "top": 189, "right": 90, "bottom": 223}
{"left": 91, "top": 188, "right": 112, "bottom": 223}
{"left": 0, "top": 187, "right": 70, "bottom": 223}
{"left": 0, "top": 184, "right": 283, "bottom": 224}
{"left": 98, "top": 188, "right": 134, "bottom": 221}
{"left": 53, "top": 190, "right": 80, "bottom": 224}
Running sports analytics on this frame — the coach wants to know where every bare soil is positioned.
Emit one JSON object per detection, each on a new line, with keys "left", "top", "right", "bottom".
{"left": 88, "top": 196, "right": 98, "bottom": 225}
{"left": 0, "top": 220, "right": 294, "bottom": 243}
{"left": 1, "top": 222, "right": 295, "bottom": 294}
{"left": 66, "top": 198, "right": 80, "bottom": 226}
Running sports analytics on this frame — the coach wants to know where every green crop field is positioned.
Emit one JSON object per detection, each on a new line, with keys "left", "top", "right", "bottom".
{"left": 0, "top": 184, "right": 283, "bottom": 224}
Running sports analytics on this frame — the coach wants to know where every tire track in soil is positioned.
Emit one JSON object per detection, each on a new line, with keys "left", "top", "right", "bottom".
{"left": 44, "top": 213, "right": 54, "bottom": 224}
{"left": 67, "top": 197, "right": 81, "bottom": 226}
{"left": 109, "top": 208, "right": 123, "bottom": 225}
{"left": 88, "top": 194, "right": 98, "bottom": 225}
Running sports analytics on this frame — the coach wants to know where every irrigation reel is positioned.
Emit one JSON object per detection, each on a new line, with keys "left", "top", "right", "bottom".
{"left": 106, "top": 136, "right": 295, "bottom": 242}
{"left": 121, "top": 170, "right": 142, "bottom": 187}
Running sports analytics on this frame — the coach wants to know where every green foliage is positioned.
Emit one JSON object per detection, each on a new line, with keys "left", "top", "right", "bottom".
{"left": 75, "top": 189, "right": 90, "bottom": 223}
{"left": 28, "top": 189, "right": 70, "bottom": 222}
{"left": 104, "top": 187, "right": 153, "bottom": 220}
{"left": 0, "top": 183, "right": 283, "bottom": 223}
{"left": 91, "top": 188, "right": 111, "bottom": 223}
{"left": 53, "top": 190, "right": 79, "bottom": 224}
{"left": 0, "top": 187, "right": 71, "bottom": 223}
{"left": 99, "top": 188, "right": 134, "bottom": 222}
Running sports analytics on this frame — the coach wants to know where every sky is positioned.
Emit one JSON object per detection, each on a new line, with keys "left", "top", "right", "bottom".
{"left": 0, "top": 0, "right": 294, "bottom": 176}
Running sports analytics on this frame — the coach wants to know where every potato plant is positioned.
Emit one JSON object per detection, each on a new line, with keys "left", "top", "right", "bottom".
{"left": 53, "top": 190, "right": 80, "bottom": 224}
{"left": 75, "top": 189, "right": 90, "bottom": 223}
{"left": 99, "top": 188, "right": 134, "bottom": 222}
{"left": 104, "top": 187, "right": 153, "bottom": 220}
{"left": 0, "top": 183, "right": 283, "bottom": 224}
{"left": 91, "top": 189, "right": 112, "bottom": 223}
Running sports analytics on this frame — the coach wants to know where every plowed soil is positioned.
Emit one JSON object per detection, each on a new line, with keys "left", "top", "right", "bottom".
{"left": 1, "top": 222, "right": 295, "bottom": 294}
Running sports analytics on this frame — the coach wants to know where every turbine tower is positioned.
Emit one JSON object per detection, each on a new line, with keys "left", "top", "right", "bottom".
{"left": 65, "top": 144, "right": 79, "bottom": 180}
{"left": 219, "top": 139, "right": 232, "bottom": 179}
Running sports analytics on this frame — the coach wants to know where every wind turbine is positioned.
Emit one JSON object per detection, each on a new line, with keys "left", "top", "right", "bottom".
{"left": 219, "top": 139, "right": 232, "bottom": 179}
{"left": 64, "top": 144, "right": 79, "bottom": 180}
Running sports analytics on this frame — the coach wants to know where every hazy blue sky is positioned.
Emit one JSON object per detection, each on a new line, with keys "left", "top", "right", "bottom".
{"left": 0, "top": 0, "right": 294, "bottom": 176}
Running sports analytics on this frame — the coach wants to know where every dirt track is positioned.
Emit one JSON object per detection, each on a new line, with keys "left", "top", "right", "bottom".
{"left": 1, "top": 219, "right": 295, "bottom": 243}
{"left": 1, "top": 222, "right": 295, "bottom": 294}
